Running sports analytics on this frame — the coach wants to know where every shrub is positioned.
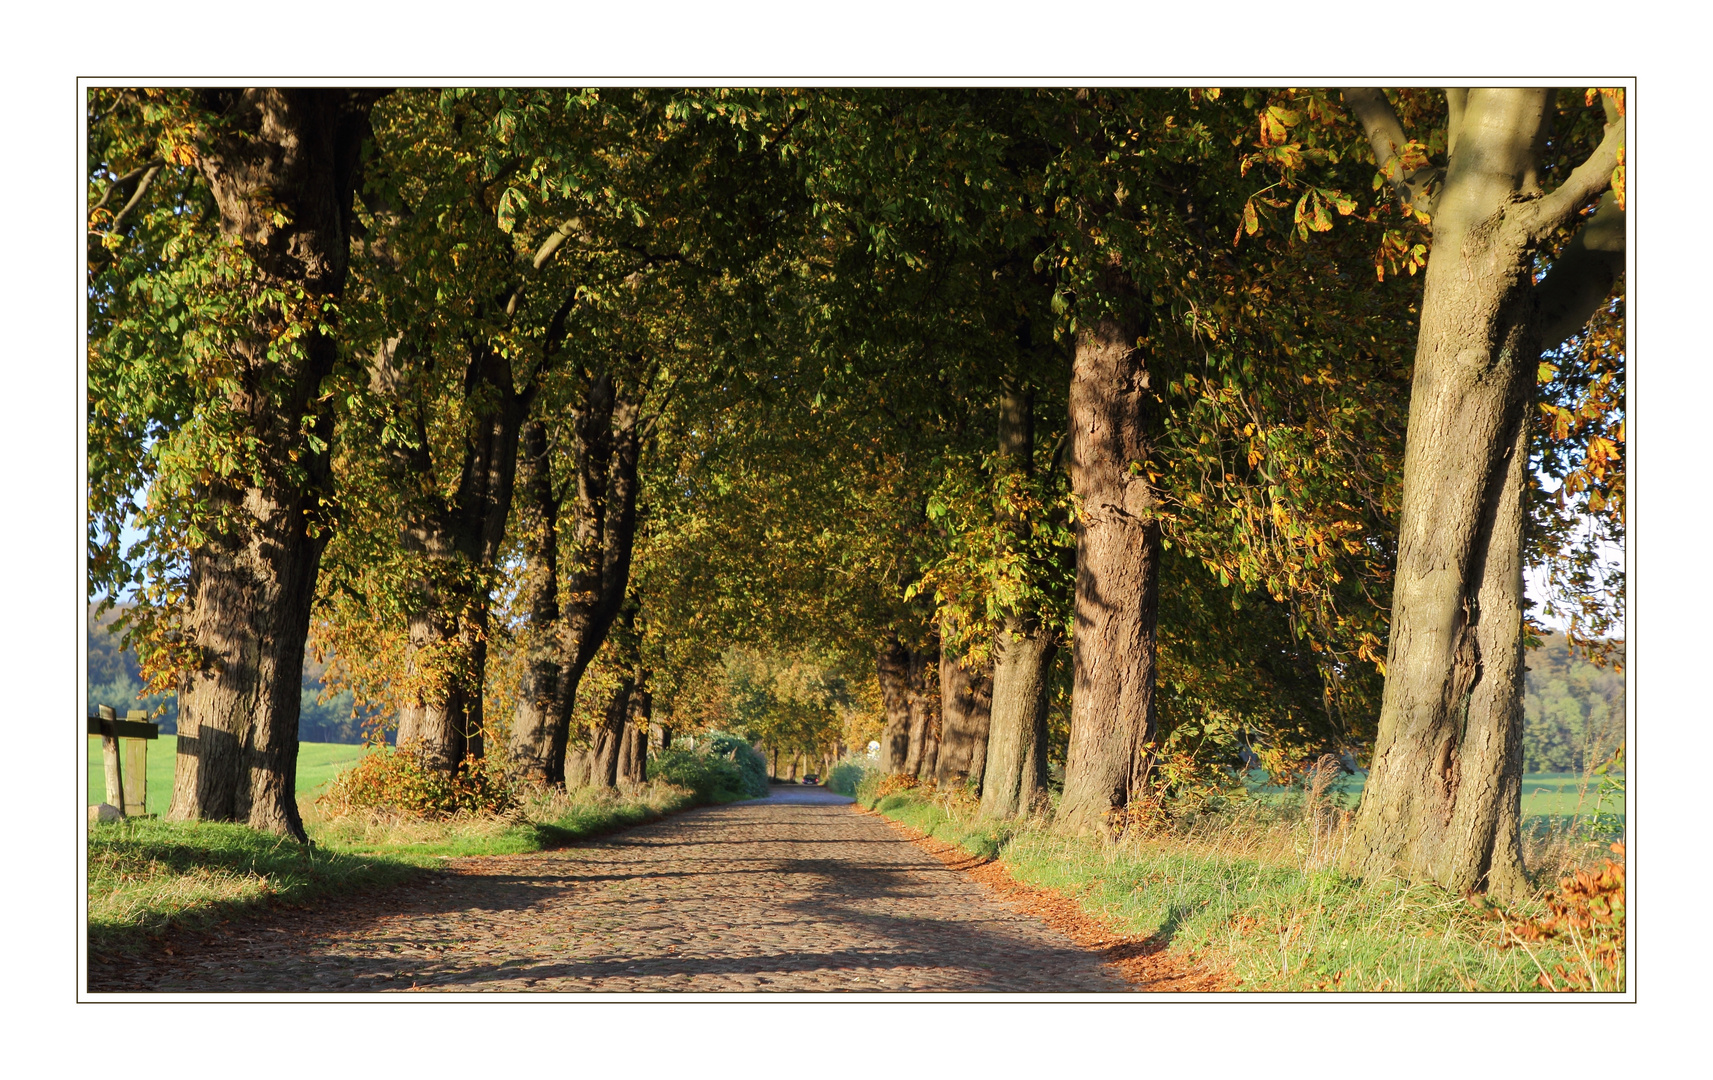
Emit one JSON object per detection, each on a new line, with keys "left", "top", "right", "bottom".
{"left": 694, "top": 731, "right": 770, "bottom": 798}
{"left": 648, "top": 749, "right": 750, "bottom": 803}
{"left": 318, "top": 742, "right": 516, "bottom": 818}
{"left": 825, "top": 758, "right": 876, "bottom": 797}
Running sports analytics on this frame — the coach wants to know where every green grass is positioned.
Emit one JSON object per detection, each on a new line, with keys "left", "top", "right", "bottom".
{"left": 860, "top": 786, "right": 1623, "bottom": 993}
{"left": 87, "top": 817, "right": 428, "bottom": 957}
{"left": 87, "top": 736, "right": 375, "bottom": 816}
{"left": 304, "top": 783, "right": 708, "bottom": 858}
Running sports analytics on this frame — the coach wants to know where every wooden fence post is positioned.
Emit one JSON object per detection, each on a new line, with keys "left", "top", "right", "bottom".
{"left": 121, "top": 710, "right": 148, "bottom": 816}
{"left": 97, "top": 704, "right": 124, "bottom": 817}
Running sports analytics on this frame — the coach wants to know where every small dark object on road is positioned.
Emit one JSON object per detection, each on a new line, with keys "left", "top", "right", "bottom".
{"left": 802, "top": 775, "right": 819, "bottom": 785}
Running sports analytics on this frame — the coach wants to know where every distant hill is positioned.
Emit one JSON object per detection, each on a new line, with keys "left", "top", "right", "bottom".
{"left": 1524, "top": 632, "right": 1625, "bottom": 774}
{"left": 85, "top": 605, "right": 369, "bottom": 744}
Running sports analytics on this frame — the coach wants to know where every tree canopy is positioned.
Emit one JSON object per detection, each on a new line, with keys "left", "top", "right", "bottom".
{"left": 89, "top": 86, "right": 1625, "bottom": 897}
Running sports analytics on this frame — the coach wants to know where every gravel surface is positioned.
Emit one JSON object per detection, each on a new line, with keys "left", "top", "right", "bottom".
{"left": 88, "top": 788, "right": 1132, "bottom": 994}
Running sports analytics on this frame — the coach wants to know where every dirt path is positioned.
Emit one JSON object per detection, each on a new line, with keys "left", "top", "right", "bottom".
{"left": 88, "top": 788, "right": 1133, "bottom": 993}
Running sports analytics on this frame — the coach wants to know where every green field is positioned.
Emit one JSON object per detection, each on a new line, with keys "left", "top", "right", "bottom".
{"left": 1246, "top": 770, "right": 1625, "bottom": 823}
{"left": 86, "top": 736, "right": 374, "bottom": 816}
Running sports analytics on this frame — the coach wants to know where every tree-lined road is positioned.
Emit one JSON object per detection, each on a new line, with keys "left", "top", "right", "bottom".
{"left": 90, "top": 792, "right": 1131, "bottom": 993}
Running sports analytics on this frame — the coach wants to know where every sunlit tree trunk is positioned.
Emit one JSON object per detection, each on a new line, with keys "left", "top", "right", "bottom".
{"left": 902, "top": 639, "right": 939, "bottom": 779}
{"left": 509, "top": 419, "right": 563, "bottom": 782}
{"left": 169, "top": 89, "right": 383, "bottom": 841}
{"left": 934, "top": 635, "right": 993, "bottom": 790}
{"left": 1340, "top": 88, "right": 1624, "bottom": 898}
{"left": 621, "top": 667, "right": 652, "bottom": 786}
{"left": 393, "top": 343, "right": 529, "bottom": 773}
{"left": 1057, "top": 310, "right": 1162, "bottom": 836}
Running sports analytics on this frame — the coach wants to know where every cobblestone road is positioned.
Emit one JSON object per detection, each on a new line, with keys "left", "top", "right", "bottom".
{"left": 89, "top": 788, "right": 1132, "bottom": 993}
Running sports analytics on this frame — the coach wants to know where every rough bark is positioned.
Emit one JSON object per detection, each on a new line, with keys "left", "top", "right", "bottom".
{"left": 934, "top": 636, "right": 994, "bottom": 790}
{"left": 169, "top": 89, "right": 383, "bottom": 841}
{"left": 1340, "top": 88, "right": 1623, "bottom": 898}
{"left": 876, "top": 637, "right": 913, "bottom": 774}
{"left": 980, "top": 621, "right": 1056, "bottom": 818}
{"left": 507, "top": 371, "right": 644, "bottom": 785}
{"left": 1057, "top": 310, "right": 1163, "bottom": 836}
{"left": 565, "top": 746, "right": 592, "bottom": 788}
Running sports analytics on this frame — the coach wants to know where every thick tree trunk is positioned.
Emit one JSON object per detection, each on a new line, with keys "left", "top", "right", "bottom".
{"left": 591, "top": 674, "right": 633, "bottom": 790}
{"left": 621, "top": 669, "right": 652, "bottom": 786}
{"left": 979, "top": 620, "right": 1056, "bottom": 818}
{"left": 934, "top": 636, "right": 993, "bottom": 790}
{"left": 169, "top": 89, "right": 382, "bottom": 841}
{"left": 876, "top": 637, "right": 913, "bottom": 773}
{"left": 1341, "top": 88, "right": 1622, "bottom": 898}
{"left": 1057, "top": 311, "right": 1162, "bottom": 836}
{"left": 508, "top": 373, "right": 644, "bottom": 785}
{"left": 902, "top": 640, "right": 940, "bottom": 779}
{"left": 392, "top": 342, "right": 527, "bottom": 773}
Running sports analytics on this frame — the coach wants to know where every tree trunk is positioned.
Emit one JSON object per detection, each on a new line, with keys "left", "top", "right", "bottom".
{"left": 1057, "top": 311, "right": 1162, "bottom": 836}
{"left": 508, "top": 372, "right": 644, "bottom": 785}
{"left": 934, "top": 635, "right": 993, "bottom": 790}
{"left": 622, "top": 668, "right": 652, "bottom": 786}
{"left": 980, "top": 620, "right": 1056, "bottom": 818}
{"left": 591, "top": 673, "right": 634, "bottom": 790}
{"left": 902, "top": 640, "right": 939, "bottom": 779}
{"left": 507, "top": 419, "right": 563, "bottom": 785}
{"left": 977, "top": 384, "right": 1058, "bottom": 818}
{"left": 876, "top": 637, "right": 913, "bottom": 773}
{"left": 389, "top": 340, "right": 526, "bottom": 772}
{"left": 1341, "top": 88, "right": 1621, "bottom": 898}
{"left": 169, "top": 89, "right": 382, "bottom": 841}
{"left": 565, "top": 747, "right": 592, "bottom": 788}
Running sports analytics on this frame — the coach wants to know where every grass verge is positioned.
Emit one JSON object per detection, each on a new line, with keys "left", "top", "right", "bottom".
{"left": 857, "top": 782, "right": 1624, "bottom": 993}
{"left": 86, "top": 818, "right": 427, "bottom": 957}
{"left": 88, "top": 780, "right": 723, "bottom": 956}
{"left": 303, "top": 782, "right": 706, "bottom": 857}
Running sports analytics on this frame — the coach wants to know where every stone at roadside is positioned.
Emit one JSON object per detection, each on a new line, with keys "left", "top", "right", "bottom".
{"left": 89, "top": 803, "right": 123, "bottom": 824}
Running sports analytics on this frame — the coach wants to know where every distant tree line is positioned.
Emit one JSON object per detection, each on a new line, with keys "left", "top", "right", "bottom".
{"left": 1524, "top": 632, "right": 1624, "bottom": 775}
{"left": 86, "top": 606, "right": 370, "bottom": 744}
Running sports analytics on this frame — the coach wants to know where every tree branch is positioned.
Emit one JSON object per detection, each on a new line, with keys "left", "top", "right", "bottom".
{"left": 1535, "top": 191, "right": 1625, "bottom": 351}
{"left": 105, "top": 164, "right": 163, "bottom": 237}
{"left": 1339, "top": 88, "right": 1442, "bottom": 216}
{"left": 91, "top": 158, "right": 164, "bottom": 217}
{"left": 1527, "top": 117, "right": 1624, "bottom": 244}
{"left": 1444, "top": 89, "right": 1468, "bottom": 160}
{"left": 505, "top": 217, "right": 590, "bottom": 319}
